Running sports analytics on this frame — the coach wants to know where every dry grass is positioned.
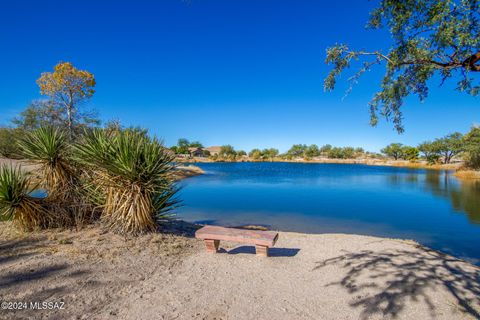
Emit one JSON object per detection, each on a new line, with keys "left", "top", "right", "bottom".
{"left": 455, "top": 170, "right": 480, "bottom": 180}
{"left": 102, "top": 181, "right": 157, "bottom": 235}
{"left": 179, "top": 157, "right": 463, "bottom": 171}
{"left": 0, "top": 218, "right": 196, "bottom": 266}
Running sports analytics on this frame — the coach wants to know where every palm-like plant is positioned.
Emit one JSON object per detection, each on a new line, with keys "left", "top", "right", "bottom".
{"left": 0, "top": 165, "right": 51, "bottom": 230}
{"left": 75, "top": 129, "right": 179, "bottom": 235}
{"left": 17, "top": 126, "right": 74, "bottom": 197}
{"left": 16, "top": 126, "right": 89, "bottom": 227}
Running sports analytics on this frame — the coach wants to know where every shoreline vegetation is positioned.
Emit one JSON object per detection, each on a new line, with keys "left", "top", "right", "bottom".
{"left": 179, "top": 156, "right": 461, "bottom": 169}
{"left": 169, "top": 133, "right": 480, "bottom": 179}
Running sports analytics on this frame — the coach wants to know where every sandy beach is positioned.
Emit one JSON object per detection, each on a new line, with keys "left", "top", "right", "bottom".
{"left": 0, "top": 158, "right": 39, "bottom": 172}
{"left": 1, "top": 222, "right": 479, "bottom": 320}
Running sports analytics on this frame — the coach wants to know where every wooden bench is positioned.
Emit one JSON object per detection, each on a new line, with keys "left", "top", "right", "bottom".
{"left": 195, "top": 225, "right": 279, "bottom": 257}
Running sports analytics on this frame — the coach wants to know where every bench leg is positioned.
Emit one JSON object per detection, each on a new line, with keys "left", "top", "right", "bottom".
{"left": 204, "top": 239, "right": 220, "bottom": 253}
{"left": 255, "top": 245, "right": 269, "bottom": 257}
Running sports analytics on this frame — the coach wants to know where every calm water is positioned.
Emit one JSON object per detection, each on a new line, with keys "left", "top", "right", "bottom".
{"left": 177, "top": 162, "right": 480, "bottom": 264}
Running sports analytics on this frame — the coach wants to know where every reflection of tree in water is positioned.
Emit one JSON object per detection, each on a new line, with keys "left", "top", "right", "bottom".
{"left": 448, "top": 180, "right": 480, "bottom": 224}
{"left": 389, "top": 171, "right": 480, "bottom": 224}
{"left": 424, "top": 171, "right": 480, "bottom": 224}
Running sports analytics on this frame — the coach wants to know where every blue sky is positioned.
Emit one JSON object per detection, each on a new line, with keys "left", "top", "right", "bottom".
{"left": 0, "top": 0, "right": 478, "bottom": 152}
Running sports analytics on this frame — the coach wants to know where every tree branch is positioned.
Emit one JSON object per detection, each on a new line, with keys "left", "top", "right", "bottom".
{"left": 354, "top": 51, "right": 394, "bottom": 64}
{"left": 354, "top": 50, "right": 480, "bottom": 72}
{"left": 464, "top": 52, "right": 480, "bottom": 72}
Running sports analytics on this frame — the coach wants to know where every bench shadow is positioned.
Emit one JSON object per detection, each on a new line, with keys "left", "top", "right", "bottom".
{"left": 225, "top": 246, "right": 300, "bottom": 257}
{"left": 160, "top": 219, "right": 202, "bottom": 238}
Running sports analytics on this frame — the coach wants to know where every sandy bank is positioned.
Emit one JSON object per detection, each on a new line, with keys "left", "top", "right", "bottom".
{"left": 173, "top": 165, "right": 205, "bottom": 179}
{"left": 455, "top": 169, "right": 480, "bottom": 179}
{"left": 0, "top": 158, "right": 39, "bottom": 171}
{"left": 180, "top": 157, "right": 462, "bottom": 171}
{"left": 1, "top": 222, "right": 478, "bottom": 320}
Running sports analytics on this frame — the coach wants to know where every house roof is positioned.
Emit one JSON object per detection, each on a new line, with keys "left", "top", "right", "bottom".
{"left": 205, "top": 146, "right": 221, "bottom": 153}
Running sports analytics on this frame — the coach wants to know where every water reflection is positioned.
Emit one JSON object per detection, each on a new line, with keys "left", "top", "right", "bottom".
{"left": 425, "top": 172, "right": 480, "bottom": 224}
{"left": 388, "top": 170, "right": 480, "bottom": 224}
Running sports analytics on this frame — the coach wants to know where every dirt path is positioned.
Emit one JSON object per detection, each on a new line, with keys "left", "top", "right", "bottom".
{"left": 1, "top": 224, "right": 479, "bottom": 320}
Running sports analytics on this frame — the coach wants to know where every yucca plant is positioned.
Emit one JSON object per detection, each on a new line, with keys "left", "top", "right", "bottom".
{"left": 15, "top": 126, "right": 93, "bottom": 227}
{"left": 0, "top": 165, "right": 51, "bottom": 230}
{"left": 17, "top": 126, "right": 75, "bottom": 197}
{"left": 75, "top": 129, "right": 179, "bottom": 235}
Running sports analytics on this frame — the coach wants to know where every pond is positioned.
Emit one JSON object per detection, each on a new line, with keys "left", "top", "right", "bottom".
{"left": 177, "top": 162, "right": 480, "bottom": 265}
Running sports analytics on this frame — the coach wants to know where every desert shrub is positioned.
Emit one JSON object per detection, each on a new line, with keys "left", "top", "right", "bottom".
{"left": 16, "top": 126, "right": 90, "bottom": 227}
{"left": 0, "top": 165, "right": 52, "bottom": 230}
{"left": 17, "top": 127, "right": 75, "bottom": 195}
{"left": 464, "top": 127, "right": 480, "bottom": 169}
{"left": 327, "top": 147, "right": 355, "bottom": 159}
{"left": 402, "top": 146, "right": 419, "bottom": 161}
{"left": 0, "top": 127, "right": 21, "bottom": 158}
{"left": 75, "top": 129, "right": 179, "bottom": 235}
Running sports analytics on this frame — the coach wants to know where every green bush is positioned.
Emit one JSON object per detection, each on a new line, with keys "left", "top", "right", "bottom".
{"left": 464, "top": 127, "right": 480, "bottom": 169}
{"left": 0, "top": 128, "right": 21, "bottom": 158}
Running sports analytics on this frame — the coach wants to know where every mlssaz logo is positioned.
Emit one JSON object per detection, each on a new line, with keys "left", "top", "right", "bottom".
{"left": 29, "top": 301, "right": 65, "bottom": 310}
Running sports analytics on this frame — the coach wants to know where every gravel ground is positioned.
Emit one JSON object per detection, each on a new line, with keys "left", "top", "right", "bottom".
{"left": 1, "top": 223, "right": 479, "bottom": 320}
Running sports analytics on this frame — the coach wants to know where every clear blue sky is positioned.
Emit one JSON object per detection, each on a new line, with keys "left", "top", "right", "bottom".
{"left": 0, "top": 0, "right": 478, "bottom": 152}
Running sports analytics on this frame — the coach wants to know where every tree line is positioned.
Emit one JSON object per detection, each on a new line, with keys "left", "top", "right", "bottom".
{"left": 169, "top": 140, "right": 375, "bottom": 161}
{"left": 381, "top": 130, "right": 480, "bottom": 168}
{"left": 170, "top": 132, "right": 480, "bottom": 169}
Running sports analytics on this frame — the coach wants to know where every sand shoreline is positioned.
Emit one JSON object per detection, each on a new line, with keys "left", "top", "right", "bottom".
{"left": 180, "top": 157, "right": 463, "bottom": 170}
{"left": 180, "top": 157, "right": 480, "bottom": 180}
{"left": 1, "top": 221, "right": 479, "bottom": 320}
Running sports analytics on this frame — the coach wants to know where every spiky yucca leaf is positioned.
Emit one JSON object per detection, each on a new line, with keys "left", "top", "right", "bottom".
{"left": 0, "top": 165, "right": 50, "bottom": 230}
{"left": 17, "top": 126, "right": 74, "bottom": 196}
{"left": 75, "top": 129, "right": 179, "bottom": 235}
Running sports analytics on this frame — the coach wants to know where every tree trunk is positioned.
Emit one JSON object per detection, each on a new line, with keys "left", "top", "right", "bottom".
{"left": 444, "top": 152, "right": 451, "bottom": 164}
{"left": 65, "top": 92, "right": 74, "bottom": 139}
{"left": 66, "top": 104, "right": 73, "bottom": 139}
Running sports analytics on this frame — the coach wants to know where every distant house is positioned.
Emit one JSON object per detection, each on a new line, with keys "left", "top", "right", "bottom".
{"left": 188, "top": 147, "right": 205, "bottom": 157}
{"left": 205, "top": 146, "right": 221, "bottom": 156}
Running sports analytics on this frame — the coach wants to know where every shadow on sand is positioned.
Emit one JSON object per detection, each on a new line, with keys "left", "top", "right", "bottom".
{"left": 224, "top": 246, "right": 300, "bottom": 257}
{"left": 0, "top": 238, "right": 41, "bottom": 266}
{"left": 314, "top": 245, "right": 480, "bottom": 319}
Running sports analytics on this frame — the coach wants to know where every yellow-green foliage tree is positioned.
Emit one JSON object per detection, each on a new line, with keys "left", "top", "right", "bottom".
{"left": 37, "top": 62, "right": 96, "bottom": 137}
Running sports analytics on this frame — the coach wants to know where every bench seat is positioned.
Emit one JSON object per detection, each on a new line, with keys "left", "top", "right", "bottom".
{"left": 195, "top": 225, "right": 279, "bottom": 256}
